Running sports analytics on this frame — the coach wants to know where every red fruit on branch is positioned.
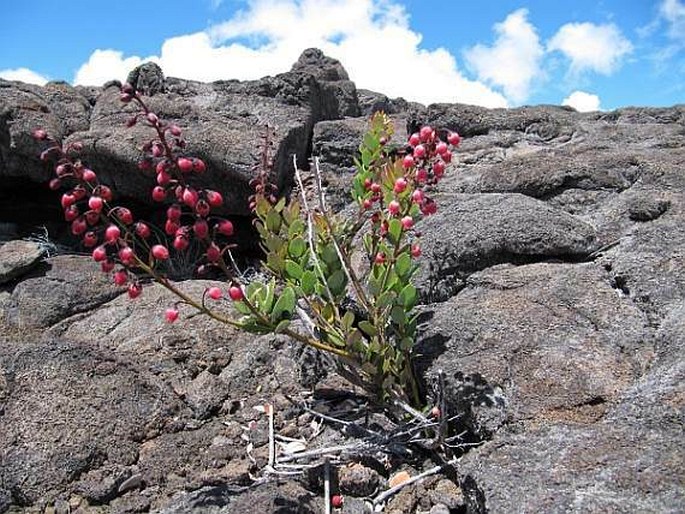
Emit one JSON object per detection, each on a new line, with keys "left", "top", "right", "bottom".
{"left": 207, "top": 287, "right": 222, "bottom": 300}
{"left": 447, "top": 131, "right": 461, "bottom": 146}
{"left": 127, "top": 282, "right": 143, "bottom": 299}
{"left": 152, "top": 245, "right": 170, "bottom": 260}
{"left": 165, "top": 307, "right": 179, "bottom": 323}
{"left": 217, "top": 220, "right": 234, "bottom": 237}
{"left": 228, "top": 286, "right": 244, "bottom": 301}
{"left": 92, "top": 246, "right": 107, "bottom": 262}
{"left": 135, "top": 222, "right": 151, "bottom": 239}
{"left": 152, "top": 186, "right": 166, "bottom": 202}
{"left": 105, "top": 225, "right": 121, "bottom": 243}
{"left": 177, "top": 157, "right": 194, "bottom": 173}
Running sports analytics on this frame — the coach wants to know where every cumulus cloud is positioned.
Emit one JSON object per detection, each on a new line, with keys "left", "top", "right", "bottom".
{"left": 0, "top": 67, "right": 49, "bottom": 85}
{"left": 660, "top": 0, "right": 685, "bottom": 43}
{"left": 73, "top": 0, "right": 508, "bottom": 108}
{"left": 548, "top": 22, "right": 633, "bottom": 75}
{"left": 463, "top": 9, "right": 543, "bottom": 103}
{"left": 561, "top": 90, "right": 601, "bottom": 112}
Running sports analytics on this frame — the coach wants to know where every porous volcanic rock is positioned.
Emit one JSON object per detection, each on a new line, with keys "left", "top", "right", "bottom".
{"left": 0, "top": 240, "right": 45, "bottom": 284}
{"left": 0, "top": 49, "right": 684, "bottom": 513}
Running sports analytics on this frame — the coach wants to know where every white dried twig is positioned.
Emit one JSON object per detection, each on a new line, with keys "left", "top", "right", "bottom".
{"left": 372, "top": 458, "right": 459, "bottom": 506}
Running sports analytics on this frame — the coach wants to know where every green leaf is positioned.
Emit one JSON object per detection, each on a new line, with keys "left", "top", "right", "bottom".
{"left": 238, "top": 319, "right": 272, "bottom": 334}
{"left": 320, "top": 244, "right": 339, "bottom": 266}
{"left": 388, "top": 218, "right": 402, "bottom": 245}
{"left": 342, "top": 310, "right": 355, "bottom": 332}
{"left": 327, "top": 269, "right": 347, "bottom": 297}
{"left": 359, "top": 320, "right": 378, "bottom": 337}
{"left": 266, "top": 252, "right": 284, "bottom": 273}
{"left": 263, "top": 278, "right": 276, "bottom": 312}
{"left": 264, "top": 234, "right": 284, "bottom": 252}
{"left": 266, "top": 209, "right": 281, "bottom": 233}
{"left": 271, "top": 286, "right": 296, "bottom": 322}
{"left": 300, "top": 271, "right": 317, "bottom": 295}
{"left": 394, "top": 253, "right": 412, "bottom": 278}
{"left": 377, "top": 291, "right": 396, "bottom": 310}
{"left": 232, "top": 300, "right": 252, "bottom": 315}
{"left": 288, "top": 237, "right": 306, "bottom": 258}
{"left": 274, "top": 319, "right": 290, "bottom": 333}
{"left": 390, "top": 305, "right": 406, "bottom": 325}
{"left": 274, "top": 196, "right": 287, "bottom": 213}
{"left": 399, "top": 337, "right": 414, "bottom": 351}
{"left": 399, "top": 283, "right": 417, "bottom": 310}
{"left": 288, "top": 219, "right": 305, "bottom": 237}
{"left": 284, "top": 259, "right": 303, "bottom": 280}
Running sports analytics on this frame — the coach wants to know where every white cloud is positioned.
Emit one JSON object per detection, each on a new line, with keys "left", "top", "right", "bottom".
{"left": 548, "top": 22, "right": 633, "bottom": 75}
{"left": 660, "top": 0, "right": 685, "bottom": 42}
{"left": 463, "top": 9, "right": 543, "bottom": 103}
{"left": 561, "top": 90, "right": 601, "bottom": 112}
{"left": 74, "top": 49, "right": 147, "bottom": 86}
{"left": 73, "top": 0, "right": 508, "bottom": 108}
{"left": 0, "top": 67, "right": 49, "bottom": 85}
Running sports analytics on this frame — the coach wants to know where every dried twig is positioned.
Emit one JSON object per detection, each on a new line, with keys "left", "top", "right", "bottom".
{"left": 372, "top": 458, "right": 459, "bottom": 506}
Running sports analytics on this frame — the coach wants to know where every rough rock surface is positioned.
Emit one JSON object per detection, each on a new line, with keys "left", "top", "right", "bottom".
{"left": 0, "top": 240, "right": 45, "bottom": 284}
{"left": 0, "top": 50, "right": 684, "bottom": 513}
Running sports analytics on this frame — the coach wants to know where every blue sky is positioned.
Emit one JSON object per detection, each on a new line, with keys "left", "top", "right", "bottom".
{"left": 1, "top": 1, "right": 683, "bottom": 111}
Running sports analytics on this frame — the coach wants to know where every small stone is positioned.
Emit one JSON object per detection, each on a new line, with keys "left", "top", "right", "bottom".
{"left": 339, "top": 463, "right": 381, "bottom": 497}
{"left": 0, "top": 240, "right": 45, "bottom": 284}
{"left": 429, "top": 504, "right": 450, "bottom": 514}
{"left": 342, "top": 496, "right": 372, "bottom": 514}
{"left": 430, "top": 479, "right": 464, "bottom": 509}
{"left": 118, "top": 473, "right": 143, "bottom": 494}
{"left": 388, "top": 470, "right": 411, "bottom": 488}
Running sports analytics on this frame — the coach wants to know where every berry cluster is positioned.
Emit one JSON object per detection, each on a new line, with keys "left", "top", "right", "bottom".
{"left": 357, "top": 124, "right": 460, "bottom": 264}
{"left": 33, "top": 84, "right": 237, "bottom": 302}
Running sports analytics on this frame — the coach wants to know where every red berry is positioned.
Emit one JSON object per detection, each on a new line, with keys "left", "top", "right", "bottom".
{"left": 155, "top": 160, "right": 168, "bottom": 175}
{"left": 217, "top": 220, "right": 234, "bottom": 237}
{"left": 82, "top": 168, "right": 97, "bottom": 182}
{"left": 448, "top": 132, "right": 461, "bottom": 146}
{"left": 413, "top": 144, "right": 426, "bottom": 159}
{"left": 83, "top": 231, "right": 98, "bottom": 248}
{"left": 408, "top": 133, "right": 420, "bottom": 147}
{"left": 152, "top": 186, "right": 166, "bottom": 202}
{"left": 165, "top": 307, "right": 179, "bottom": 323}
{"left": 92, "top": 246, "right": 107, "bottom": 262}
{"left": 435, "top": 141, "right": 448, "bottom": 155}
{"left": 61, "top": 193, "right": 76, "bottom": 209}
{"left": 193, "top": 159, "right": 206, "bottom": 173}
{"left": 442, "top": 150, "right": 452, "bottom": 163}
{"left": 415, "top": 168, "right": 428, "bottom": 183}
{"left": 146, "top": 112, "right": 158, "bottom": 125}
{"left": 206, "top": 190, "right": 223, "bottom": 208}
{"left": 85, "top": 211, "right": 99, "bottom": 226}
{"left": 402, "top": 155, "right": 415, "bottom": 169}
{"left": 194, "top": 219, "right": 209, "bottom": 239}
{"left": 71, "top": 217, "right": 87, "bottom": 235}
{"left": 388, "top": 200, "right": 401, "bottom": 216}
{"left": 157, "top": 171, "right": 171, "bottom": 186}
{"left": 49, "top": 178, "right": 62, "bottom": 190}
{"left": 117, "top": 208, "right": 133, "bottom": 225}
{"left": 119, "top": 246, "right": 135, "bottom": 265}
{"left": 362, "top": 198, "right": 373, "bottom": 210}
{"left": 64, "top": 205, "right": 79, "bottom": 222}
{"left": 363, "top": 178, "right": 372, "bottom": 190}
{"left": 394, "top": 177, "right": 408, "bottom": 194}
{"left": 228, "top": 286, "right": 244, "bottom": 301}
{"left": 105, "top": 225, "right": 121, "bottom": 243}
{"left": 195, "top": 199, "right": 210, "bottom": 217}
{"left": 419, "top": 125, "right": 434, "bottom": 142}
{"left": 169, "top": 125, "right": 182, "bottom": 137}
{"left": 182, "top": 188, "right": 198, "bottom": 208}
{"left": 151, "top": 144, "right": 164, "bottom": 158}
{"left": 331, "top": 495, "right": 343, "bottom": 508}
{"left": 165, "top": 219, "right": 179, "bottom": 236}
{"left": 177, "top": 157, "right": 193, "bottom": 173}
{"left": 127, "top": 282, "right": 143, "bottom": 299}
{"left": 401, "top": 216, "right": 414, "bottom": 230}
{"left": 370, "top": 183, "right": 382, "bottom": 194}
{"left": 88, "top": 196, "right": 104, "bottom": 212}
{"left": 98, "top": 186, "right": 113, "bottom": 202}
{"left": 433, "top": 160, "right": 445, "bottom": 177}
{"left": 430, "top": 406, "right": 441, "bottom": 418}
{"left": 374, "top": 253, "right": 386, "bottom": 265}
{"left": 167, "top": 204, "right": 182, "bottom": 221}
{"left": 113, "top": 270, "right": 128, "bottom": 286}
{"left": 411, "top": 189, "right": 425, "bottom": 204}
{"left": 151, "top": 245, "right": 170, "bottom": 260}
{"left": 207, "top": 287, "right": 222, "bottom": 300}
{"left": 135, "top": 222, "right": 151, "bottom": 239}
{"left": 206, "top": 243, "right": 220, "bottom": 262}
{"left": 411, "top": 244, "right": 422, "bottom": 258}
{"left": 173, "top": 235, "right": 189, "bottom": 251}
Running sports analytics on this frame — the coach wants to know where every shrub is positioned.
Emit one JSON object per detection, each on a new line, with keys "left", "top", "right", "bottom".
{"left": 34, "top": 84, "right": 460, "bottom": 409}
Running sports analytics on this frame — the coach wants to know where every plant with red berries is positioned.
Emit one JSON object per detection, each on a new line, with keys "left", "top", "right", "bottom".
{"left": 34, "top": 87, "right": 460, "bottom": 409}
